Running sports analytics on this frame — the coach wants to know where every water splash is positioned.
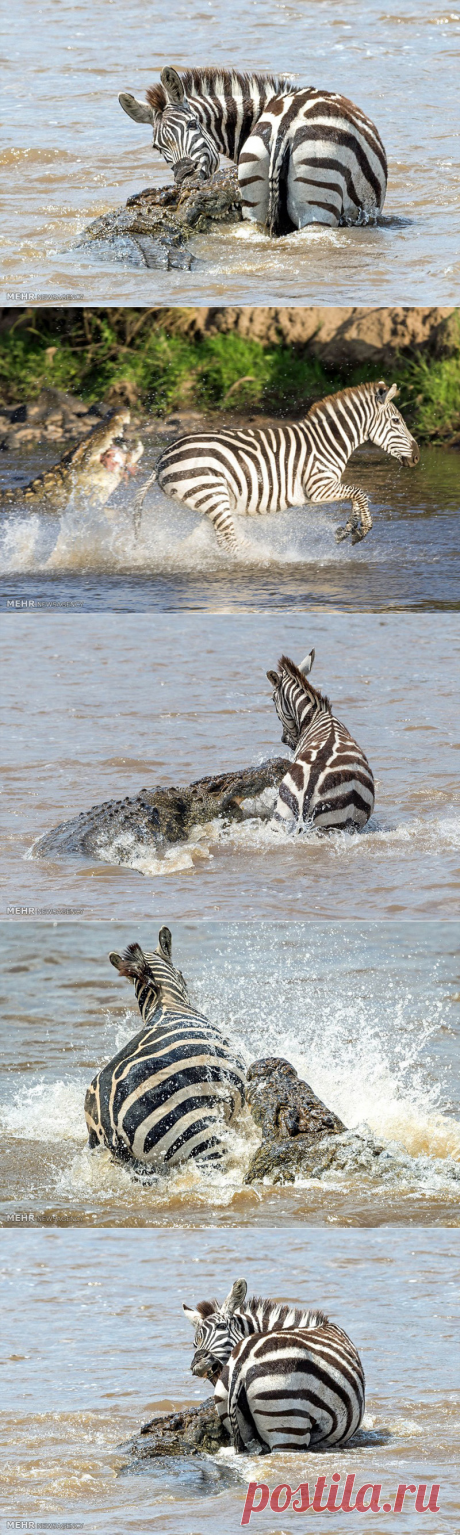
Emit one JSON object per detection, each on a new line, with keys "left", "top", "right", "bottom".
{"left": 0, "top": 487, "right": 388, "bottom": 576}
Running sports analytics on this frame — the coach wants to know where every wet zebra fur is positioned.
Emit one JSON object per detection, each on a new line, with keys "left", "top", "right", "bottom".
{"left": 184, "top": 1278, "right": 365, "bottom": 1453}
{"left": 119, "top": 67, "right": 386, "bottom": 234}
{"left": 267, "top": 649, "right": 375, "bottom": 832}
{"left": 84, "top": 927, "right": 245, "bottom": 1169}
{"left": 133, "top": 380, "right": 419, "bottom": 549}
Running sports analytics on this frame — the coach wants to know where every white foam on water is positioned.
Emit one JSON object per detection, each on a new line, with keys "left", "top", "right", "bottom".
{"left": 55, "top": 1113, "right": 260, "bottom": 1207}
{"left": 0, "top": 489, "right": 382, "bottom": 575}
{"left": 0, "top": 1076, "right": 86, "bottom": 1142}
{"left": 94, "top": 806, "right": 460, "bottom": 881}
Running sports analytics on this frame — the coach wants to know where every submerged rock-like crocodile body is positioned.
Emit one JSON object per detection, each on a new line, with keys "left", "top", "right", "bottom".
{"left": 76, "top": 166, "right": 242, "bottom": 270}
{"left": 0, "top": 408, "right": 143, "bottom": 512}
{"left": 244, "top": 1056, "right": 346, "bottom": 1184}
{"left": 33, "top": 758, "right": 290, "bottom": 863}
{"left": 124, "top": 1398, "right": 228, "bottom": 1457}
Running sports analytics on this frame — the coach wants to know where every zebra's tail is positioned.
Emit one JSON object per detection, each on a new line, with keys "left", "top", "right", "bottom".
{"left": 267, "top": 131, "right": 291, "bottom": 238}
{"left": 133, "top": 467, "right": 157, "bottom": 538}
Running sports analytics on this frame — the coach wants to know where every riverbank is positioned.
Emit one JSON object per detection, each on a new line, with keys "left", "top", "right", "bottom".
{"left": 0, "top": 307, "right": 459, "bottom": 446}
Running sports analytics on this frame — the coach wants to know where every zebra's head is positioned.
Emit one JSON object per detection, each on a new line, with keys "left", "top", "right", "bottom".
{"left": 119, "top": 68, "right": 219, "bottom": 185}
{"left": 184, "top": 1278, "right": 248, "bottom": 1382}
{"left": 367, "top": 382, "right": 420, "bottom": 466}
{"left": 109, "top": 926, "right": 189, "bottom": 1016}
{"left": 267, "top": 650, "right": 331, "bottom": 750}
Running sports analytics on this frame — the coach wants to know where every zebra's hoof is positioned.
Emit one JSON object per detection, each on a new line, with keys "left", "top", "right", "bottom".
{"left": 335, "top": 525, "right": 350, "bottom": 542}
{"left": 351, "top": 529, "right": 365, "bottom": 545}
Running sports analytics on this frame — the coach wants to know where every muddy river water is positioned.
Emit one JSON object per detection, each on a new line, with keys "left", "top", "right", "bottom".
{"left": 1, "top": 442, "right": 459, "bottom": 612}
{"left": 1, "top": 1228, "right": 459, "bottom": 1532}
{"left": 2, "top": 0, "right": 460, "bottom": 305}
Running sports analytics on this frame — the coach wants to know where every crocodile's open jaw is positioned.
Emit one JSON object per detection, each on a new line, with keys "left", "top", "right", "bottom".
{"left": 1, "top": 405, "right": 144, "bottom": 514}
{"left": 82, "top": 414, "right": 144, "bottom": 503}
{"left": 99, "top": 440, "right": 143, "bottom": 483}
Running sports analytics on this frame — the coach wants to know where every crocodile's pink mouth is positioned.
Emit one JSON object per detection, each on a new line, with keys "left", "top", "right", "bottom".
{"left": 99, "top": 444, "right": 141, "bottom": 481}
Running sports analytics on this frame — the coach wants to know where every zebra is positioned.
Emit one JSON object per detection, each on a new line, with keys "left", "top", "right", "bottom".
{"left": 132, "top": 380, "right": 419, "bottom": 550}
{"left": 267, "top": 648, "right": 375, "bottom": 832}
{"left": 118, "top": 67, "right": 387, "bottom": 234}
{"left": 84, "top": 927, "right": 246, "bottom": 1169}
{"left": 184, "top": 1277, "right": 365, "bottom": 1453}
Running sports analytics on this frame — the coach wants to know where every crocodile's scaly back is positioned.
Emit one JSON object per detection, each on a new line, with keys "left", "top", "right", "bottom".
{"left": 1, "top": 408, "right": 143, "bottom": 512}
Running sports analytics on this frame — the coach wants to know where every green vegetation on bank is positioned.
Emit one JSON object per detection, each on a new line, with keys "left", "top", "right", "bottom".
{"left": 0, "top": 308, "right": 459, "bottom": 443}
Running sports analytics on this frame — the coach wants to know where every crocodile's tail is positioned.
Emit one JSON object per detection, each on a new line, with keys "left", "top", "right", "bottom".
{"left": 133, "top": 467, "right": 157, "bottom": 537}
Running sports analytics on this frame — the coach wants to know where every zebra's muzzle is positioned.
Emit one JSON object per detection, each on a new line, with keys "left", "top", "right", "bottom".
{"left": 191, "top": 1348, "right": 222, "bottom": 1383}
{"left": 173, "top": 157, "right": 205, "bottom": 186}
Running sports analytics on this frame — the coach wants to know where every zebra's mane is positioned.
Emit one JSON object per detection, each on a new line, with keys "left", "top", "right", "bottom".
{"left": 278, "top": 655, "right": 332, "bottom": 716}
{"left": 244, "top": 1296, "right": 330, "bottom": 1331}
{"left": 146, "top": 68, "right": 293, "bottom": 113}
{"left": 307, "top": 382, "right": 376, "bottom": 423}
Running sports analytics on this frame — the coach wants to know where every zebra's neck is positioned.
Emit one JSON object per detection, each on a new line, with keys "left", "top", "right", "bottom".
{"left": 181, "top": 69, "right": 292, "bottom": 161}
{"left": 134, "top": 980, "right": 196, "bottom": 1024}
{"left": 304, "top": 385, "right": 378, "bottom": 472}
{"left": 290, "top": 682, "right": 330, "bottom": 748}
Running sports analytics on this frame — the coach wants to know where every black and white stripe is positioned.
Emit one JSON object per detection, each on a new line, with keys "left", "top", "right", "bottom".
{"left": 119, "top": 67, "right": 386, "bottom": 232}
{"left": 134, "top": 381, "right": 419, "bottom": 549}
{"left": 267, "top": 649, "right": 375, "bottom": 831}
{"left": 119, "top": 68, "right": 292, "bottom": 187}
{"left": 239, "top": 86, "right": 387, "bottom": 235}
{"left": 184, "top": 1278, "right": 365, "bottom": 1453}
{"left": 84, "top": 927, "right": 246, "bottom": 1168}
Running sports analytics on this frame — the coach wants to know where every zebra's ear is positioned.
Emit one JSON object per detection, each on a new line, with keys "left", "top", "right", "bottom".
{"left": 299, "top": 648, "right": 315, "bottom": 676}
{"left": 110, "top": 943, "right": 147, "bottom": 980}
{"left": 183, "top": 1303, "right": 203, "bottom": 1326}
{"left": 220, "top": 1278, "right": 247, "bottom": 1318}
{"left": 158, "top": 926, "right": 172, "bottom": 960}
{"left": 161, "top": 66, "right": 186, "bottom": 104}
{"left": 118, "top": 92, "right": 155, "bottom": 126}
{"left": 375, "top": 380, "right": 399, "bottom": 408}
{"left": 267, "top": 669, "right": 280, "bottom": 688}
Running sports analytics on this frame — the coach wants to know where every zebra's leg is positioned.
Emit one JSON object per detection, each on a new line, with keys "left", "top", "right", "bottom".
{"left": 237, "top": 125, "right": 270, "bottom": 226}
{"left": 306, "top": 476, "right": 372, "bottom": 544}
{"left": 335, "top": 482, "right": 372, "bottom": 543}
{"left": 186, "top": 484, "right": 247, "bottom": 553}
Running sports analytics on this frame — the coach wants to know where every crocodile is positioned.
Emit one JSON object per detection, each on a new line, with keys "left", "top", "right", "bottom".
{"left": 76, "top": 166, "right": 242, "bottom": 269}
{"left": 244, "top": 1056, "right": 346, "bottom": 1184}
{"left": 32, "top": 758, "right": 290, "bottom": 864}
{"left": 118, "top": 1398, "right": 237, "bottom": 1492}
{"left": 1, "top": 408, "right": 143, "bottom": 513}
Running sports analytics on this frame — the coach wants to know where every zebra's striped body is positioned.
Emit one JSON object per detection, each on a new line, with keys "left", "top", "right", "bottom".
{"left": 118, "top": 67, "right": 387, "bottom": 232}
{"left": 184, "top": 1278, "right": 365, "bottom": 1453}
{"left": 267, "top": 649, "right": 375, "bottom": 831}
{"left": 134, "top": 381, "right": 419, "bottom": 550}
{"left": 84, "top": 928, "right": 245, "bottom": 1169}
{"left": 239, "top": 87, "right": 387, "bottom": 234}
